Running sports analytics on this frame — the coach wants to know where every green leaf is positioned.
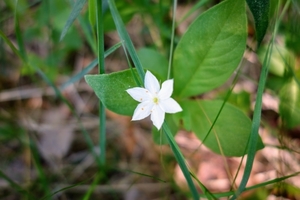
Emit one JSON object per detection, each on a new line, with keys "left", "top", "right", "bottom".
{"left": 246, "top": 0, "right": 270, "bottom": 47}
{"left": 279, "top": 79, "right": 300, "bottom": 128}
{"left": 85, "top": 69, "right": 138, "bottom": 116}
{"left": 88, "top": 0, "right": 97, "bottom": 28}
{"left": 173, "top": 0, "right": 247, "bottom": 98}
{"left": 60, "top": 0, "right": 87, "bottom": 41}
{"left": 137, "top": 48, "right": 168, "bottom": 81}
{"left": 180, "top": 100, "right": 264, "bottom": 157}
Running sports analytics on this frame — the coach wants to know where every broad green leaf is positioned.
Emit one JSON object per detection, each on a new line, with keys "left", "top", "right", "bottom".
{"left": 60, "top": 0, "right": 87, "bottom": 41}
{"left": 173, "top": 0, "right": 247, "bottom": 98}
{"left": 246, "top": 0, "right": 270, "bottom": 47}
{"left": 137, "top": 48, "right": 168, "bottom": 81}
{"left": 85, "top": 69, "right": 138, "bottom": 116}
{"left": 179, "top": 100, "right": 264, "bottom": 157}
{"left": 279, "top": 79, "right": 300, "bottom": 128}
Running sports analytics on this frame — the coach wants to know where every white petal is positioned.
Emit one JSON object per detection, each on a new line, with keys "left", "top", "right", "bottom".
{"left": 132, "top": 101, "right": 153, "bottom": 120}
{"left": 150, "top": 105, "right": 165, "bottom": 130}
{"left": 158, "top": 79, "right": 173, "bottom": 100}
{"left": 160, "top": 98, "right": 182, "bottom": 113}
{"left": 126, "top": 87, "right": 151, "bottom": 102}
{"left": 145, "top": 71, "right": 160, "bottom": 94}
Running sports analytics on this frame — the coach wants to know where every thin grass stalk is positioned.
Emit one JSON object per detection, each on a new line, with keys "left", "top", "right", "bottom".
{"left": 204, "top": 171, "right": 300, "bottom": 199}
{"left": 231, "top": 0, "right": 290, "bottom": 198}
{"left": 14, "top": 0, "right": 27, "bottom": 61}
{"left": 107, "top": 0, "right": 200, "bottom": 198}
{"left": 82, "top": 172, "right": 101, "bottom": 200}
{"left": 29, "top": 138, "right": 51, "bottom": 199}
{"left": 96, "top": 0, "right": 106, "bottom": 165}
{"left": 167, "top": 0, "right": 177, "bottom": 79}
{"left": 107, "top": 0, "right": 145, "bottom": 80}
{"left": 0, "top": 170, "right": 35, "bottom": 199}
{"left": 162, "top": 124, "right": 200, "bottom": 200}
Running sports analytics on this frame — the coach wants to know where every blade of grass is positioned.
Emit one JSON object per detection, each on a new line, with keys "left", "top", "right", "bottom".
{"left": 231, "top": 1, "right": 290, "bottom": 198}
{"left": 96, "top": 0, "right": 106, "bottom": 165}
{"left": 162, "top": 123, "right": 200, "bottom": 200}
{"left": 0, "top": 30, "right": 26, "bottom": 63}
{"left": 78, "top": 15, "right": 97, "bottom": 55}
{"left": 204, "top": 171, "right": 300, "bottom": 198}
{"left": 107, "top": 0, "right": 145, "bottom": 81}
{"left": 14, "top": 0, "right": 27, "bottom": 61}
{"left": 167, "top": 0, "right": 177, "bottom": 79}
{"left": 60, "top": 41, "right": 122, "bottom": 90}
{"left": 190, "top": 172, "right": 216, "bottom": 200}
{"left": 88, "top": 0, "right": 97, "bottom": 28}
{"left": 29, "top": 138, "right": 51, "bottom": 198}
{"left": 40, "top": 180, "right": 87, "bottom": 200}
{"left": 0, "top": 30, "right": 102, "bottom": 166}
{"left": 60, "top": 0, "right": 87, "bottom": 41}
{"left": 0, "top": 170, "right": 35, "bottom": 199}
{"left": 82, "top": 172, "right": 101, "bottom": 200}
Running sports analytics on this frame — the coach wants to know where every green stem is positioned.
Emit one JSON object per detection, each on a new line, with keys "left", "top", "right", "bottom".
{"left": 231, "top": 0, "right": 290, "bottom": 198}
{"left": 96, "top": 0, "right": 106, "bottom": 165}
{"left": 167, "top": 0, "right": 177, "bottom": 79}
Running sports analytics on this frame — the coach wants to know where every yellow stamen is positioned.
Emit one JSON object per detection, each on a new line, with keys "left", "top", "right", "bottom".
{"left": 153, "top": 97, "right": 159, "bottom": 104}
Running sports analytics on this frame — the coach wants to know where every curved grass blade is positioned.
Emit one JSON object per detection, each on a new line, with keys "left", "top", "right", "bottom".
{"left": 204, "top": 171, "right": 300, "bottom": 198}
{"left": 82, "top": 172, "right": 101, "bottom": 200}
{"left": 0, "top": 170, "right": 35, "bottom": 199}
{"left": 40, "top": 180, "right": 88, "bottom": 200}
{"left": 60, "top": 0, "right": 87, "bottom": 41}
{"left": 0, "top": 30, "right": 26, "bottom": 64}
{"left": 190, "top": 172, "right": 216, "bottom": 200}
{"left": 231, "top": 1, "right": 290, "bottom": 198}
{"left": 107, "top": 0, "right": 145, "bottom": 81}
{"left": 163, "top": 123, "right": 199, "bottom": 200}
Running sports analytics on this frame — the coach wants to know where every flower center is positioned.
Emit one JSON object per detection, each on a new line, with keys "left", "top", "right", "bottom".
{"left": 153, "top": 97, "right": 159, "bottom": 105}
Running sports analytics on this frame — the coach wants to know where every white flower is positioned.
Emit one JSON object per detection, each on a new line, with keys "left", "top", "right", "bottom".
{"left": 126, "top": 71, "right": 182, "bottom": 130}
